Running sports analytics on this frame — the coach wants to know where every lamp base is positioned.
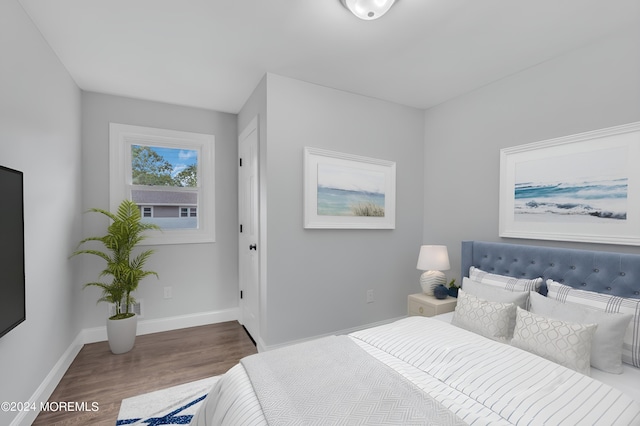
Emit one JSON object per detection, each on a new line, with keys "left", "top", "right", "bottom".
{"left": 420, "top": 270, "right": 445, "bottom": 295}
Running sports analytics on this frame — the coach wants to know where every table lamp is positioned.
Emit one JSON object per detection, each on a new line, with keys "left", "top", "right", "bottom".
{"left": 416, "top": 245, "right": 450, "bottom": 295}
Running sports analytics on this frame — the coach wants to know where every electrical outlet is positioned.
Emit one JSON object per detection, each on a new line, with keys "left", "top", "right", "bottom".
{"left": 164, "top": 286, "right": 173, "bottom": 299}
{"left": 366, "top": 289, "right": 374, "bottom": 303}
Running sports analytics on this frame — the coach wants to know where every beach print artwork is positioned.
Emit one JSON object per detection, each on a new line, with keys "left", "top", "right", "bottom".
{"left": 317, "top": 163, "right": 385, "bottom": 217}
{"left": 514, "top": 146, "right": 628, "bottom": 223}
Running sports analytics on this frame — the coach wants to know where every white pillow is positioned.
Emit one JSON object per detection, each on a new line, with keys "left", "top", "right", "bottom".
{"left": 529, "top": 291, "right": 632, "bottom": 374}
{"left": 511, "top": 307, "right": 597, "bottom": 375}
{"left": 546, "top": 279, "right": 640, "bottom": 369}
{"left": 462, "top": 277, "right": 529, "bottom": 308}
{"left": 451, "top": 289, "right": 516, "bottom": 342}
{"left": 469, "top": 266, "right": 542, "bottom": 293}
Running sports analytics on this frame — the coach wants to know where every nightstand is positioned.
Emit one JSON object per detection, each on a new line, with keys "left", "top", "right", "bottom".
{"left": 408, "top": 293, "right": 457, "bottom": 317}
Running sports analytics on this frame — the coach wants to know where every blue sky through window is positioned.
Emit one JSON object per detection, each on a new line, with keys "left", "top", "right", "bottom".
{"left": 149, "top": 146, "right": 198, "bottom": 177}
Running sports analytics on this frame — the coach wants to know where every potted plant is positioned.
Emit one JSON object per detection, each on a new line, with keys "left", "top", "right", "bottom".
{"left": 72, "top": 199, "right": 159, "bottom": 354}
{"left": 447, "top": 278, "right": 459, "bottom": 298}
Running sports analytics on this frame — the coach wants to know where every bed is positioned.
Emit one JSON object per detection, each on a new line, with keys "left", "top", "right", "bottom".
{"left": 189, "top": 241, "right": 640, "bottom": 425}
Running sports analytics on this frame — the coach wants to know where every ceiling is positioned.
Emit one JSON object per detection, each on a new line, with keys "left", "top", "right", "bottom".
{"left": 19, "top": 0, "right": 640, "bottom": 114}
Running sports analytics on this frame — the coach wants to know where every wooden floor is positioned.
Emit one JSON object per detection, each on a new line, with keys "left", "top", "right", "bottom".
{"left": 32, "top": 321, "right": 257, "bottom": 426}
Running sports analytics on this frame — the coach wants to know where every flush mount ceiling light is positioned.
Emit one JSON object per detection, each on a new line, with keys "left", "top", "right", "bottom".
{"left": 340, "top": 0, "right": 397, "bottom": 20}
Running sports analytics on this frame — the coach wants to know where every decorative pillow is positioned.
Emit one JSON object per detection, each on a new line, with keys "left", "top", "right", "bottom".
{"left": 462, "top": 277, "right": 529, "bottom": 337}
{"left": 511, "top": 307, "right": 596, "bottom": 375}
{"left": 529, "top": 291, "right": 632, "bottom": 374}
{"left": 451, "top": 290, "right": 516, "bottom": 342}
{"left": 546, "top": 279, "right": 640, "bottom": 369}
{"left": 469, "top": 267, "right": 542, "bottom": 293}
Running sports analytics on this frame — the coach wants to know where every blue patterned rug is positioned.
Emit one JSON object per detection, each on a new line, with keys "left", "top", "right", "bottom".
{"left": 116, "top": 376, "right": 219, "bottom": 425}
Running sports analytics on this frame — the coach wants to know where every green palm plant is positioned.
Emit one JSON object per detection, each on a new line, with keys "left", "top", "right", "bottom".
{"left": 72, "top": 199, "right": 160, "bottom": 319}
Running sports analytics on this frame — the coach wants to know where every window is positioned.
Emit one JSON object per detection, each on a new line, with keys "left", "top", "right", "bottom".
{"left": 180, "top": 207, "right": 197, "bottom": 218}
{"left": 110, "top": 123, "right": 215, "bottom": 245}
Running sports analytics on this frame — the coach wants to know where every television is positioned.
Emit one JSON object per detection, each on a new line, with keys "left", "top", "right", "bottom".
{"left": 0, "top": 165, "right": 25, "bottom": 338}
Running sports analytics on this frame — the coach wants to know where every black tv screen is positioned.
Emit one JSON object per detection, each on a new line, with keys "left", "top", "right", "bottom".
{"left": 0, "top": 165, "right": 25, "bottom": 338}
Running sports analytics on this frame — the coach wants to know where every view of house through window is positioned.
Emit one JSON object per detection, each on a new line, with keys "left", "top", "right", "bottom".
{"left": 131, "top": 145, "right": 199, "bottom": 229}
{"left": 110, "top": 123, "right": 215, "bottom": 244}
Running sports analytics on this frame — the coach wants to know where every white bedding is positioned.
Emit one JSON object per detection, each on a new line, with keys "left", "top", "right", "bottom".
{"left": 434, "top": 311, "right": 640, "bottom": 404}
{"left": 240, "top": 335, "right": 465, "bottom": 425}
{"left": 189, "top": 316, "right": 640, "bottom": 425}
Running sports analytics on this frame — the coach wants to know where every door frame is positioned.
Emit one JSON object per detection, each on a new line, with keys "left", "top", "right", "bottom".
{"left": 238, "top": 116, "right": 261, "bottom": 344}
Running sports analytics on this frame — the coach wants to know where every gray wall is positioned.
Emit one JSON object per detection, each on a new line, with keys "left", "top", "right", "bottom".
{"left": 0, "top": 1, "right": 82, "bottom": 424}
{"left": 260, "top": 74, "right": 425, "bottom": 346}
{"left": 423, "top": 25, "right": 640, "bottom": 282}
{"left": 80, "top": 92, "right": 239, "bottom": 328}
{"left": 238, "top": 75, "right": 267, "bottom": 141}
{"left": 4, "top": 5, "right": 639, "bottom": 421}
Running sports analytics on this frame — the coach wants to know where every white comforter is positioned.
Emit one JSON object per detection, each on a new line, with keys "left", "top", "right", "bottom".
{"left": 189, "top": 317, "right": 640, "bottom": 425}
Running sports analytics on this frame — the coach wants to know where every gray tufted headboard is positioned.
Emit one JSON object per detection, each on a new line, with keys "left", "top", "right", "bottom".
{"left": 461, "top": 241, "right": 640, "bottom": 300}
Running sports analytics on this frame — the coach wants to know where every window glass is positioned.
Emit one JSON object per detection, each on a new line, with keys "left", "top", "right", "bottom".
{"left": 109, "top": 123, "right": 215, "bottom": 245}
{"left": 131, "top": 145, "right": 199, "bottom": 230}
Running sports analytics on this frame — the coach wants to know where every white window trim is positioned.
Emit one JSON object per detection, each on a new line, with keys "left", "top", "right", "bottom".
{"left": 109, "top": 123, "right": 215, "bottom": 245}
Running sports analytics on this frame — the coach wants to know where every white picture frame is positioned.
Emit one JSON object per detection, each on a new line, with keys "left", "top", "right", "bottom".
{"left": 499, "top": 121, "right": 640, "bottom": 245}
{"left": 304, "top": 147, "right": 396, "bottom": 229}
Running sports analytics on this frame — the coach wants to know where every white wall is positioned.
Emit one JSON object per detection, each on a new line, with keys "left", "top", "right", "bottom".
{"left": 257, "top": 74, "right": 425, "bottom": 347}
{"left": 79, "top": 92, "right": 239, "bottom": 329}
{"left": 0, "top": 1, "right": 82, "bottom": 425}
{"left": 423, "top": 25, "right": 640, "bottom": 281}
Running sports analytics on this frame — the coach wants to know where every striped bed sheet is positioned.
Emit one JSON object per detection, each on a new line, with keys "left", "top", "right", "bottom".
{"left": 434, "top": 310, "right": 640, "bottom": 404}
{"left": 352, "top": 317, "right": 640, "bottom": 425}
{"left": 189, "top": 316, "right": 640, "bottom": 425}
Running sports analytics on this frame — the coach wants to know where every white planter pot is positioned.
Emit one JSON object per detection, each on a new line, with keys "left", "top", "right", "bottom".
{"left": 106, "top": 314, "right": 137, "bottom": 354}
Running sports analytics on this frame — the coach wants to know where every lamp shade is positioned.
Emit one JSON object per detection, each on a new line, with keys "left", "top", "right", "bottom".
{"left": 416, "top": 245, "right": 450, "bottom": 271}
{"left": 340, "top": 0, "right": 397, "bottom": 20}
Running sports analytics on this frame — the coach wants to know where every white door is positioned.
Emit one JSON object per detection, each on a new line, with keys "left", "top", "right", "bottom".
{"left": 238, "top": 117, "right": 260, "bottom": 342}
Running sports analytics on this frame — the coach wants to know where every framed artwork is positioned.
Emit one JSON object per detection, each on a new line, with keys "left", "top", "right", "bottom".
{"left": 499, "top": 121, "right": 640, "bottom": 245}
{"left": 303, "top": 147, "right": 396, "bottom": 229}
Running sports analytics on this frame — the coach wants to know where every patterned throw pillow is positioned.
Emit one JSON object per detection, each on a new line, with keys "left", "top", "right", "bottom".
{"left": 546, "top": 279, "right": 640, "bottom": 368}
{"left": 529, "top": 291, "right": 632, "bottom": 374}
{"left": 451, "top": 290, "right": 516, "bottom": 342}
{"left": 469, "top": 267, "right": 542, "bottom": 293}
{"left": 511, "top": 307, "right": 596, "bottom": 375}
{"left": 462, "top": 277, "right": 529, "bottom": 338}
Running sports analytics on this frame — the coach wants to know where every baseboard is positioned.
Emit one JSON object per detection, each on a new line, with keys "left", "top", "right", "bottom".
{"left": 18, "top": 310, "right": 395, "bottom": 425}
{"left": 10, "top": 332, "right": 84, "bottom": 426}
{"left": 12, "top": 308, "right": 239, "bottom": 426}
{"left": 257, "top": 315, "right": 407, "bottom": 352}
{"left": 82, "top": 308, "right": 240, "bottom": 344}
